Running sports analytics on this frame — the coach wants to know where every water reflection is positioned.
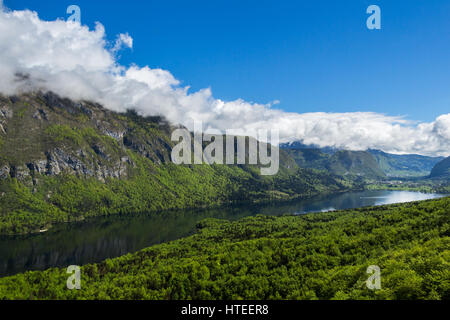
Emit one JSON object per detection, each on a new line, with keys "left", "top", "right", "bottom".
{"left": 0, "top": 190, "right": 446, "bottom": 277}
{"left": 292, "top": 190, "right": 444, "bottom": 214}
{"left": 368, "top": 191, "right": 442, "bottom": 206}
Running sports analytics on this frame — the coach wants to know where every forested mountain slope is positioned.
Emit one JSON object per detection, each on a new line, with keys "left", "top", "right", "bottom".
{"left": 430, "top": 157, "right": 450, "bottom": 179}
{"left": 327, "top": 150, "right": 386, "bottom": 179}
{"left": 284, "top": 147, "right": 386, "bottom": 179}
{"left": 0, "top": 92, "right": 357, "bottom": 235}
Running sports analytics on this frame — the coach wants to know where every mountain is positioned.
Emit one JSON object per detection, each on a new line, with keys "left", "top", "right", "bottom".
{"left": 0, "top": 92, "right": 356, "bottom": 235}
{"left": 368, "top": 149, "right": 443, "bottom": 178}
{"left": 283, "top": 146, "right": 385, "bottom": 179}
{"left": 326, "top": 150, "right": 386, "bottom": 179}
{"left": 281, "top": 142, "right": 443, "bottom": 178}
{"left": 280, "top": 148, "right": 330, "bottom": 171}
{"left": 430, "top": 157, "right": 450, "bottom": 178}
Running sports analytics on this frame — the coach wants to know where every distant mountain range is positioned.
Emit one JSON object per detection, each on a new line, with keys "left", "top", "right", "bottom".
{"left": 281, "top": 142, "right": 444, "bottom": 178}
{"left": 368, "top": 149, "right": 444, "bottom": 178}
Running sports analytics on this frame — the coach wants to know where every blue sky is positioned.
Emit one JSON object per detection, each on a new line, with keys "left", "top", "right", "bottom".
{"left": 5, "top": 0, "right": 450, "bottom": 122}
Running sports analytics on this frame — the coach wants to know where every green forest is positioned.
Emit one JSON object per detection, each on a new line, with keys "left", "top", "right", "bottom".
{"left": 1, "top": 197, "right": 448, "bottom": 300}
{"left": 0, "top": 163, "right": 357, "bottom": 235}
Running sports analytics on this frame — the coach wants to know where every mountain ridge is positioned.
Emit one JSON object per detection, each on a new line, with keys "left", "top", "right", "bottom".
{"left": 281, "top": 142, "right": 443, "bottom": 178}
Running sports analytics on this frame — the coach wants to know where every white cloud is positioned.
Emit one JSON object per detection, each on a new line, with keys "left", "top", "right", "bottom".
{"left": 0, "top": 6, "right": 449, "bottom": 157}
{"left": 112, "top": 33, "right": 133, "bottom": 52}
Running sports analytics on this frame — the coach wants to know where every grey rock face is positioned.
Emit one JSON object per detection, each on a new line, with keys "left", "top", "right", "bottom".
{"left": 0, "top": 105, "right": 13, "bottom": 119}
{"left": 0, "top": 147, "right": 129, "bottom": 182}
{"left": 44, "top": 148, "right": 128, "bottom": 180}
{"left": 96, "top": 120, "right": 125, "bottom": 141}
{"left": 41, "top": 92, "right": 93, "bottom": 118}
{"left": 103, "top": 129, "right": 125, "bottom": 141}
{"left": 32, "top": 109, "right": 48, "bottom": 121}
{"left": 10, "top": 166, "right": 30, "bottom": 180}
{"left": 27, "top": 160, "right": 48, "bottom": 175}
{"left": 46, "top": 148, "right": 91, "bottom": 176}
{"left": 32, "top": 111, "right": 42, "bottom": 120}
{"left": 0, "top": 165, "right": 10, "bottom": 180}
{"left": 0, "top": 104, "right": 12, "bottom": 134}
{"left": 92, "top": 144, "right": 110, "bottom": 160}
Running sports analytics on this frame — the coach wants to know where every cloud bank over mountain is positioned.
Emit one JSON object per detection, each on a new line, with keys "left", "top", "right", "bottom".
{"left": 0, "top": 6, "right": 449, "bottom": 156}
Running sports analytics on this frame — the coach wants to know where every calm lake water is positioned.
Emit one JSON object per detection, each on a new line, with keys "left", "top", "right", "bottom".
{"left": 0, "top": 190, "right": 446, "bottom": 277}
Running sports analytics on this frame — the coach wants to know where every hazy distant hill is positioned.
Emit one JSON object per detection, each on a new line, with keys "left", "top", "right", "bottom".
{"left": 430, "top": 157, "right": 450, "bottom": 178}
{"left": 368, "top": 149, "right": 443, "bottom": 178}
{"left": 282, "top": 142, "right": 443, "bottom": 178}
{"left": 326, "top": 150, "right": 385, "bottom": 179}
{"left": 283, "top": 146, "right": 385, "bottom": 179}
{"left": 279, "top": 148, "right": 329, "bottom": 170}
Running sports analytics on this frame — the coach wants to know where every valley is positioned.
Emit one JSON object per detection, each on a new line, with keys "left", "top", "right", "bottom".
{"left": 1, "top": 189, "right": 445, "bottom": 277}
{"left": 0, "top": 92, "right": 448, "bottom": 301}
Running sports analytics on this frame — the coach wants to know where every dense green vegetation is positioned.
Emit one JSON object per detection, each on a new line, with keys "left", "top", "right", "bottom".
{"left": 1, "top": 197, "right": 448, "bottom": 300}
{"left": 0, "top": 164, "right": 355, "bottom": 235}
{"left": 365, "top": 179, "right": 450, "bottom": 193}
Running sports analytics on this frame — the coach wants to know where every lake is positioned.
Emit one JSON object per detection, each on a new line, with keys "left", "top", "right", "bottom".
{"left": 0, "top": 190, "right": 446, "bottom": 277}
